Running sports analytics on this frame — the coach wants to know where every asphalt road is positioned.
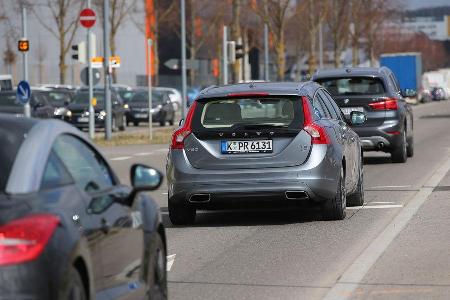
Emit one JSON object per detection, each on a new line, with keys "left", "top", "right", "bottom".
{"left": 101, "top": 100, "right": 450, "bottom": 300}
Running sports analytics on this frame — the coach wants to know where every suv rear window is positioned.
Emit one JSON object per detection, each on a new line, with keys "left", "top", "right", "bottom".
{"left": 317, "top": 77, "right": 385, "bottom": 96}
{"left": 192, "top": 97, "right": 303, "bottom": 131}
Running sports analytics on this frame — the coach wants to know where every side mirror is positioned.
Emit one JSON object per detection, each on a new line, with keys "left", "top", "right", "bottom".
{"left": 131, "top": 164, "right": 163, "bottom": 191}
{"left": 350, "top": 111, "right": 367, "bottom": 125}
{"left": 179, "top": 119, "right": 184, "bottom": 126}
{"left": 127, "top": 164, "right": 163, "bottom": 205}
{"left": 402, "top": 89, "right": 417, "bottom": 98}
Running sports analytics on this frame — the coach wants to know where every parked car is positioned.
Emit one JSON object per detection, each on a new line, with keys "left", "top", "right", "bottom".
{"left": 0, "top": 90, "right": 54, "bottom": 118}
{"left": 154, "top": 87, "right": 182, "bottom": 111}
{"left": 313, "top": 67, "right": 414, "bottom": 163}
{"left": 166, "top": 82, "right": 366, "bottom": 224}
{"left": 66, "top": 90, "right": 127, "bottom": 131}
{"left": 431, "top": 87, "right": 446, "bottom": 101}
{"left": 0, "top": 114, "right": 167, "bottom": 300}
{"left": 34, "top": 87, "right": 74, "bottom": 120}
{"left": 128, "top": 89, "right": 176, "bottom": 127}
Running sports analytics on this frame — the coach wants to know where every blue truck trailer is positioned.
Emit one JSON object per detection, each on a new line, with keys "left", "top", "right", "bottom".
{"left": 380, "top": 52, "right": 422, "bottom": 92}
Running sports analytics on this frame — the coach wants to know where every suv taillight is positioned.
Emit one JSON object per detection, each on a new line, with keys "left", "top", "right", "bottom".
{"left": 0, "top": 214, "right": 59, "bottom": 266}
{"left": 301, "top": 96, "right": 330, "bottom": 145}
{"left": 171, "top": 101, "right": 197, "bottom": 149}
{"left": 369, "top": 98, "right": 398, "bottom": 111}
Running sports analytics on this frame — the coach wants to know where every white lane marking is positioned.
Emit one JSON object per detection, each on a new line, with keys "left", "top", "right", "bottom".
{"left": 161, "top": 192, "right": 168, "bottom": 195}
{"left": 110, "top": 156, "right": 132, "bottom": 161}
{"left": 167, "top": 254, "right": 176, "bottom": 271}
{"left": 369, "top": 185, "right": 411, "bottom": 189}
{"left": 347, "top": 204, "right": 403, "bottom": 210}
{"left": 156, "top": 148, "right": 168, "bottom": 153}
{"left": 324, "top": 153, "right": 450, "bottom": 300}
{"left": 133, "top": 152, "right": 154, "bottom": 156}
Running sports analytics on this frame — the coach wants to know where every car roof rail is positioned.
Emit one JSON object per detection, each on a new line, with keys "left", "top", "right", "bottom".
{"left": 199, "top": 85, "right": 217, "bottom": 96}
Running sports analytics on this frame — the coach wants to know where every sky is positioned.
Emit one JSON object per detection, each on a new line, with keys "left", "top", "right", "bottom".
{"left": 405, "top": 0, "right": 450, "bottom": 9}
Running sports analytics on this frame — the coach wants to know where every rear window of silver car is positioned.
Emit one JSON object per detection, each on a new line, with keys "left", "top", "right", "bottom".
{"left": 194, "top": 97, "right": 302, "bottom": 130}
{"left": 317, "top": 77, "right": 385, "bottom": 96}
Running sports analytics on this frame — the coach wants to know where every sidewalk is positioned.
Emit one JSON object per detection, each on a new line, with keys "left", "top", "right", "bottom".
{"left": 351, "top": 170, "right": 450, "bottom": 299}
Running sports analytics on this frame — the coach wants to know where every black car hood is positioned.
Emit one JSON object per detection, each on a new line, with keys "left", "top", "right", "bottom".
{"left": 0, "top": 105, "right": 25, "bottom": 115}
{"left": 67, "top": 103, "right": 105, "bottom": 112}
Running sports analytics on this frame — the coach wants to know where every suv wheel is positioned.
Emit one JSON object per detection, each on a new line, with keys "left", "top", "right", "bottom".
{"left": 119, "top": 115, "right": 127, "bottom": 131}
{"left": 60, "top": 266, "right": 87, "bottom": 300}
{"left": 322, "top": 167, "right": 346, "bottom": 220}
{"left": 169, "top": 201, "right": 196, "bottom": 225}
{"left": 391, "top": 130, "right": 407, "bottom": 163}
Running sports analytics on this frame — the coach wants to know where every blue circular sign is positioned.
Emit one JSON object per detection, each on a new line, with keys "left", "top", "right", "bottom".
{"left": 16, "top": 80, "right": 31, "bottom": 104}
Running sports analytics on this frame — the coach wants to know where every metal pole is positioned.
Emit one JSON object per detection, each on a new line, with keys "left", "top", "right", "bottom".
{"left": 22, "top": 5, "right": 30, "bottom": 117}
{"left": 263, "top": 1, "right": 269, "bottom": 81}
{"left": 180, "top": 0, "right": 187, "bottom": 119}
{"left": 148, "top": 39, "right": 153, "bottom": 141}
{"left": 103, "top": 0, "right": 112, "bottom": 140}
{"left": 87, "top": 0, "right": 94, "bottom": 139}
{"left": 223, "top": 26, "right": 228, "bottom": 85}
{"left": 319, "top": 21, "right": 323, "bottom": 69}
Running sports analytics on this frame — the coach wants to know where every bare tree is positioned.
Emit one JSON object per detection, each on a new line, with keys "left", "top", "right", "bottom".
{"left": 348, "top": 0, "right": 364, "bottom": 66}
{"left": 254, "top": 0, "right": 291, "bottom": 81}
{"left": 326, "top": 0, "right": 350, "bottom": 67}
{"left": 3, "top": 39, "right": 16, "bottom": 76}
{"left": 231, "top": 0, "right": 241, "bottom": 83}
{"left": 35, "top": 37, "right": 48, "bottom": 84}
{"left": 304, "top": 0, "right": 328, "bottom": 75}
{"left": 94, "top": 0, "right": 138, "bottom": 83}
{"left": 32, "top": 0, "right": 83, "bottom": 84}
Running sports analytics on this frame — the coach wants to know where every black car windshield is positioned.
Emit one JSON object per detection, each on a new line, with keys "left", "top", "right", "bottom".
{"left": 131, "top": 92, "right": 163, "bottom": 104}
{"left": 73, "top": 93, "right": 105, "bottom": 105}
{"left": 317, "top": 77, "right": 385, "bottom": 96}
{"left": 45, "top": 91, "right": 72, "bottom": 106}
{"left": 118, "top": 90, "right": 134, "bottom": 102}
{"left": 0, "top": 119, "right": 33, "bottom": 192}
{"left": 0, "top": 92, "right": 20, "bottom": 106}
{"left": 193, "top": 97, "right": 303, "bottom": 130}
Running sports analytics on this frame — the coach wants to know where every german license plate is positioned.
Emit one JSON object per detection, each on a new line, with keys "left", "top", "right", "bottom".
{"left": 78, "top": 117, "right": 88, "bottom": 123}
{"left": 221, "top": 140, "right": 273, "bottom": 154}
{"left": 341, "top": 107, "right": 364, "bottom": 116}
{"left": 135, "top": 113, "right": 148, "bottom": 118}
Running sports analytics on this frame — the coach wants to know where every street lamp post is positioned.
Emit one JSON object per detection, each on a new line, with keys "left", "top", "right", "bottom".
{"left": 181, "top": 0, "right": 187, "bottom": 119}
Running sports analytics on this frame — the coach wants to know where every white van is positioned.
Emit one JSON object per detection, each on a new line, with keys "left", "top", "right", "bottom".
{"left": 0, "top": 75, "right": 13, "bottom": 91}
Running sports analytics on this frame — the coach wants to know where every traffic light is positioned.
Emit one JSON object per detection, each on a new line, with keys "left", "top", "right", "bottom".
{"left": 18, "top": 39, "right": 29, "bottom": 52}
{"left": 71, "top": 41, "right": 86, "bottom": 63}
{"left": 227, "top": 41, "right": 245, "bottom": 63}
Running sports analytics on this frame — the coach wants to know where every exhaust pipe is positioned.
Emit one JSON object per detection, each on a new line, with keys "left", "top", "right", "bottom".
{"left": 188, "top": 194, "right": 211, "bottom": 203}
{"left": 285, "top": 191, "right": 309, "bottom": 200}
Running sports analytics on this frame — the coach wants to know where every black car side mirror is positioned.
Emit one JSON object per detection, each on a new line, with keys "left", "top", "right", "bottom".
{"left": 128, "top": 164, "right": 163, "bottom": 203}
{"left": 350, "top": 111, "right": 367, "bottom": 126}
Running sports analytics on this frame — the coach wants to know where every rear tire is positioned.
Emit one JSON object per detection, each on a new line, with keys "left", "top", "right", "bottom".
{"left": 133, "top": 121, "right": 140, "bottom": 126}
{"left": 407, "top": 135, "right": 414, "bottom": 158}
{"left": 159, "top": 117, "right": 166, "bottom": 127}
{"left": 119, "top": 115, "right": 127, "bottom": 131}
{"left": 60, "top": 266, "right": 87, "bottom": 300}
{"left": 169, "top": 201, "right": 196, "bottom": 225}
{"left": 147, "top": 233, "right": 168, "bottom": 300}
{"left": 347, "top": 161, "right": 364, "bottom": 207}
{"left": 322, "top": 168, "right": 347, "bottom": 220}
{"left": 391, "top": 130, "right": 407, "bottom": 163}
{"left": 169, "top": 118, "right": 174, "bottom": 126}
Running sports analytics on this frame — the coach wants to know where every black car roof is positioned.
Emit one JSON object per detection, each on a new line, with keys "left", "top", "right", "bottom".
{"left": 0, "top": 113, "right": 37, "bottom": 132}
{"left": 196, "top": 81, "right": 320, "bottom": 100}
{"left": 313, "top": 67, "right": 390, "bottom": 79}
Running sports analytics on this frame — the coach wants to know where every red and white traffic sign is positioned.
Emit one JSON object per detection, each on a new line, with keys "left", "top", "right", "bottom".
{"left": 80, "top": 8, "right": 96, "bottom": 28}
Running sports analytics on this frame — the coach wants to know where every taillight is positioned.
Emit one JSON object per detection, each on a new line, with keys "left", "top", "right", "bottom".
{"left": 0, "top": 214, "right": 59, "bottom": 266}
{"left": 171, "top": 101, "right": 198, "bottom": 149}
{"left": 369, "top": 98, "right": 398, "bottom": 111}
{"left": 301, "top": 96, "right": 330, "bottom": 145}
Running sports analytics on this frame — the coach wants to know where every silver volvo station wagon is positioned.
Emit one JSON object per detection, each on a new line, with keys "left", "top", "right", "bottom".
{"left": 166, "top": 82, "right": 366, "bottom": 225}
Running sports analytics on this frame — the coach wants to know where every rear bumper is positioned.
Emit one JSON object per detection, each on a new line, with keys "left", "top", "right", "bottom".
{"left": 353, "top": 120, "right": 403, "bottom": 151}
{"left": 167, "top": 145, "right": 340, "bottom": 208}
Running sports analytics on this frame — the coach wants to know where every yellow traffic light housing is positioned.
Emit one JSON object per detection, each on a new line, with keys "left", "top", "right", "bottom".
{"left": 18, "top": 40, "right": 29, "bottom": 52}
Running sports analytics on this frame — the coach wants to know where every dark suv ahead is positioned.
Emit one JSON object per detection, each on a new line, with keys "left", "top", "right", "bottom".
{"left": 313, "top": 67, "right": 414, "bottom": 163}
